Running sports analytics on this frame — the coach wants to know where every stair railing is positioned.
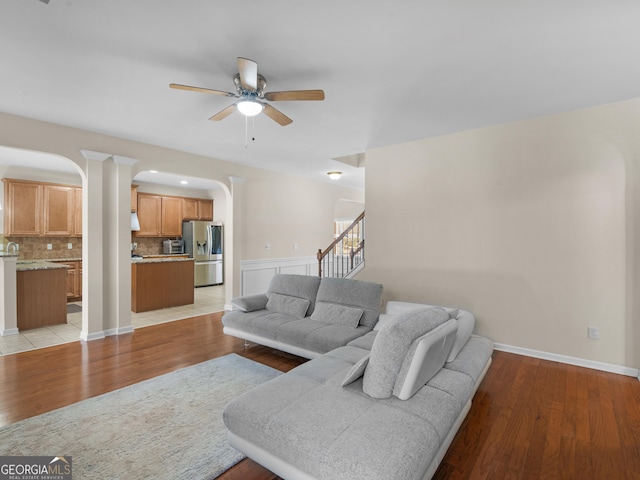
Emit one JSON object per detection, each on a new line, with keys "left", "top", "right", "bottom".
{"left": 317, "top": 211, "right": 365, "bottom": 278}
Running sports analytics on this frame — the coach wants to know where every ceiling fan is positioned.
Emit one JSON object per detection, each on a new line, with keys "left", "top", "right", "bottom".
{"left": 170, "top": 57, "right": 324, "bottom": 126}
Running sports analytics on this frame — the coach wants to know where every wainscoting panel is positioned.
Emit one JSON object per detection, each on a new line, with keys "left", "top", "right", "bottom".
{"left": 240, "top": 256, "right": 317, "bottom": 296}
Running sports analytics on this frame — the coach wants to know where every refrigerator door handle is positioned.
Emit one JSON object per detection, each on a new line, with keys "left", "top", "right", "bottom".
{"left": 207, "top": 224, "right": 213, "bottom": 260}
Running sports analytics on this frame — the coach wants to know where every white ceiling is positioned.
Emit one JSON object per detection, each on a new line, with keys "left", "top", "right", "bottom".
{"left": 2, "top": 0, "right": 640, "bottom": 191}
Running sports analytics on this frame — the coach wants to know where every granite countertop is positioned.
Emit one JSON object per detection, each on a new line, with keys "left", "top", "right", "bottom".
{"left": 131, "top": 256, "right": 194, "bottom": 264}
{"left": 16, "top": 260, "right": 70, "bottom": 271}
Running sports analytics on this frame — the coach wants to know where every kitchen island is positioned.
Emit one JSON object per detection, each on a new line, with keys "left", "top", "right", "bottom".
{"left": 131, "top": 256, "right": 195, "bottom": 313}
{"left": 16, "top": 261, "right": 68, "bottom": 330}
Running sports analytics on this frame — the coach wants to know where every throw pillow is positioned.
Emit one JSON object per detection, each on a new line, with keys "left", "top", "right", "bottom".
{"left": 266, "top": 293, "right": 311, "bottom": 318}
{"left": 231, "top": 294, "right": 268, "bottom": 312}
{"left": 362, "top": 307, "right": 449, "bottom": 399}
{"left": 341, "top": 354, "right": 370, "bottom": 387}
{"left": 310, "top": 301, "right": 364, "bottom": 328}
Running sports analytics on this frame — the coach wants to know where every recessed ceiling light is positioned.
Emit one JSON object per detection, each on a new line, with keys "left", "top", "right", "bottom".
{"left": 149, "top": 170, "right": 158, "bottom": 174}
{"left": 180, "top": 180, "right": 188, "bottom": 185}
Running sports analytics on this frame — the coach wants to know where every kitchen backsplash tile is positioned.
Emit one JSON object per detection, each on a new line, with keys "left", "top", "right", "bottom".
{"left": 132, "top": 237, "right": 165, "bottom": 256}
{"left": 6, "top": 237, "right": 83, "bottom": 260}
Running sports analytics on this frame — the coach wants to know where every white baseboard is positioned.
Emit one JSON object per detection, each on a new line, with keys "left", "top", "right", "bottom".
{"left": 494, "top": 342, "right": 640, "bottom": 379}
{"left": 80, "top": 330, "right": 106, "bottom": 342}
{"left": 1, "top": 327, "right": 19, "bottom": 336}
{"left": 104, "top": 325, "right": 134, "bottom": 336}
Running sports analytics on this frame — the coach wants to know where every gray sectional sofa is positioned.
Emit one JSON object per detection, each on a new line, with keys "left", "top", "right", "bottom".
{"left": 222, "top": 275, "right": 493, "bottom": 480}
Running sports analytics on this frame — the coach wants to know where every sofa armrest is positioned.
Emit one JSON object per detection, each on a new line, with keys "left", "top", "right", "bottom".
{"left": 231, "top": 294, "right": 269, "bottom": 312}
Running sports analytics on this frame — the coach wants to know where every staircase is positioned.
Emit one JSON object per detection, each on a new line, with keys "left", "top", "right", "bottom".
{"left": 317, "top": 211, "right": 365, "bottom": 278}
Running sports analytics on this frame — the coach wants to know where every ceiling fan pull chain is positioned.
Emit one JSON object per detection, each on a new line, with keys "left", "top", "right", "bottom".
{"left": 244, "top": 114, "right": 248, "bottom": 148}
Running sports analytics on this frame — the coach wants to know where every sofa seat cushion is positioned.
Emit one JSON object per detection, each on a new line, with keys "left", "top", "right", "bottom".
{"left": 222, "top": 309, "right": 300, "bottom": 341}
{"left": 223, "top": 354, "right": 478, "bottom": 480}
{"left": 346, "top": 330, "right": 377, "bottom": 350}
{"left": 277, "top": 319, "right": 372, "bottom": 356}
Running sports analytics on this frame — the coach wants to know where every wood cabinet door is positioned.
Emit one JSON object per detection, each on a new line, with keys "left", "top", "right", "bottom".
{"left": 198, "top": 199, "right": 214, "bottom": 221}
{"left": 4, "top": 180, "right": 42, "bottom": 236}
{"left": 131, "top": 186, "right": 138, "bottom": 212}
{"left": 73, "top": 187, "right": 82, "bottom": 236}
{"left": 161, "top": 196, "right": 183, "bottom": 236}
{"left": 44, "top": 185, "right": 75, "bottom": 236}
{"left": 182, "top": 198, "right": 199, "bottom": 220}
{"left": 136, "top": 194, "right": 162, "bottom": 236}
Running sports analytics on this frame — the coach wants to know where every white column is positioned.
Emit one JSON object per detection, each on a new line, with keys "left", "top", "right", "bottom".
{"left": 79, "top": 150, "right": 109, "bottom": 341}
{"left": 0, "top": 255, "right": 18, "bottom": 336}
{"left": 111, "top": 155, "right": 138, "bottom": 335}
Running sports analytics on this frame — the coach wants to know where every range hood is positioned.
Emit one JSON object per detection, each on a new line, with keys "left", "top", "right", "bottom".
{"left": 131, "top": 212, "right": 141, "bottom": 231}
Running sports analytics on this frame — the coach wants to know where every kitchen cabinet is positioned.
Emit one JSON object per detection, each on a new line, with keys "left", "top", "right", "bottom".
{"left": 131, "top": 259, "right": 194, "bottom": 312}
{"left": 3, "top": 178, "right": 82, "bottom": 237}
{"left": 3, "top": 179, "right": 42, "bottom": 236}
{"left": 44, "top": 184, "right": 76, "bottom": 236}
{"left": 131, "top": 185, "right": 138, "bottom": 212}
{"left": 135, "top": 193, "right": 184, "bottom": 237}
{"left": 161, "top": 196, "right": 183, "bottom": 236}
{"left": 16, "top": 266, "right": 67, "bottom": 330}
{"left": 182, "top": 197, "right": 213, "bottom": 221}
{"left": 74, "top": 187, "right": 82, "bottom": 236}
{"left": 55, "top": 260, "right": 82, "bottom": 301}
{"left": 136, "top": 194, "right": 162, "bottom": 236}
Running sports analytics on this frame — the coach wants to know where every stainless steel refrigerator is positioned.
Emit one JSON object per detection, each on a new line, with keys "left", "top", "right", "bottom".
{"left": 182, "top": 221, "right": 223, "bottom": 287}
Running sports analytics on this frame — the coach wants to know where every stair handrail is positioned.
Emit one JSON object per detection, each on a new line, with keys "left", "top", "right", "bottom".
{"left": 317, "top": 211, "right": 365, "bottom": 277}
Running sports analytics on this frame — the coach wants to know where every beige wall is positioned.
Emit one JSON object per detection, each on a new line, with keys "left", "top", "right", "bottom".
{"left": 359, "top": 99, "right": 640, "bottom": 370}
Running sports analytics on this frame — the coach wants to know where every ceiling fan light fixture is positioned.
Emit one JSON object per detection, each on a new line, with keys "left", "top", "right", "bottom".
{"left": 327, "top": 171, "right": 342, "bottom": 180}
{"left": 237, "top": 100, "right": 263, "bottom": 117}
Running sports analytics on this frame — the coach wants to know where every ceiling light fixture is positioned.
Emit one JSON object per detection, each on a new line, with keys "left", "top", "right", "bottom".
{"left": 237, "top": 99, "right": 263, "bottom": 117}
{"left": 180, "top": 180, "right": 188, "bottom": 185}
{"left": 327, "top": 171, "right": 342, "bottom": 180}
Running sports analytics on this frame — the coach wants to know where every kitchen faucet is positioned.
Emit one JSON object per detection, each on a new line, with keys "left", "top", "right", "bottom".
{"left": 6, "top": 242, "right": 18, "bottom": 255}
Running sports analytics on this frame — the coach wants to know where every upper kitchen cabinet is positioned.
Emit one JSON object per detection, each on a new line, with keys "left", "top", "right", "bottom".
{"left": 182, "top": 197, "right": 213, "bottom": 221}
{"left": 136, "top": 193, "right": 162, "bottom": 236}
{"left": 161, "top": 196, "right": 182, "bottom": 236}
{"left": 3, "top": 179, "right": 42, "bottom": 236}
{"left": 131, "top": 185, "right": 138, "bottom": 212}
{"left": 44, "top": 184, "right": 76, "bottom": 236}
{"left": 3, "top": 178, "right": 82, "bottom": 237}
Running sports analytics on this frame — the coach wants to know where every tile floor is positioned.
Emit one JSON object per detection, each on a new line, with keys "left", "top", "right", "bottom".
{"left": 0, "top": 285, "right": 227, "bottom": 356}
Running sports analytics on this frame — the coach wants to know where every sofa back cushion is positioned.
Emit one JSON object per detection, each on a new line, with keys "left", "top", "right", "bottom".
{"left": 362, "top": 307, "right": 449, "bottom": 399}
{"left": 310, "top": 301, "right": 364, "bottom": 328}
{"left": 392, "top": 319, "right": 458, "bottom": 399}
{"left": 266, "top": 293, "right": 311, "bottom": 318}
{"left": 316, "top": 277, "right": 383, "bottom": 328}
{"left": 266, "top": 274, "right": 321, "bottom": 316}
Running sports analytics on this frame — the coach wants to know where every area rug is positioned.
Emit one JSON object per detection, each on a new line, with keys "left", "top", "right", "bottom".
{"left": 0, "top": 354, "right": 281, "bottom": 479}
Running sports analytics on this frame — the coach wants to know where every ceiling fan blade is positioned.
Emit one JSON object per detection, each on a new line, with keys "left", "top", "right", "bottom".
{"left": 263, "top": 104, "right": 293, "bottom": 126}
{"left": 209, "top": 104, "right": 237, "bottom": 121}
{"left": 264, "top": 90, "right": 325, "bottom": 102}
{"left": 237, "top": 57, "right": 258, "bottom": 91}
{"left": 170, "top": 83, "right": 236, "bottom": 97}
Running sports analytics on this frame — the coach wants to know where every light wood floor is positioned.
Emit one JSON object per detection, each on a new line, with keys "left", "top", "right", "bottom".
{"left": 1, "top": 312, "right": 639, "bottom": 479}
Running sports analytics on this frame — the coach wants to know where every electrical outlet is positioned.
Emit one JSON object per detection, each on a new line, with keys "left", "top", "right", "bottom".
{"left": 47, "top": 243, "right": 53, "bottom": 250}
{"left": 67, "top": 243, "right": 73, "bottom": 250}
{"left": 588, "top": 326, "right": 600, "bottom": 340}
{"left": 265, "top": 243, "right": 272, "bottom": 251}
{"left": 294, "top": 243, "right": 300, "bottom": 250}
{"left": 0, "top": 244, "right": 3, "bottom": 251}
